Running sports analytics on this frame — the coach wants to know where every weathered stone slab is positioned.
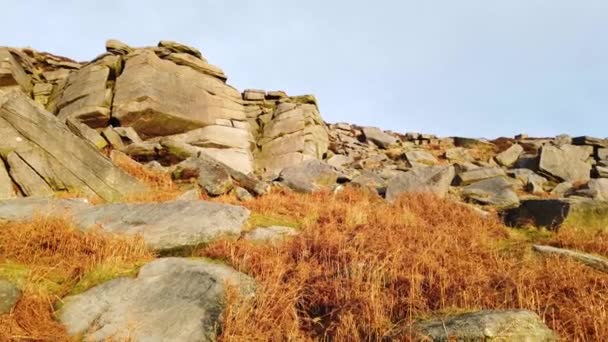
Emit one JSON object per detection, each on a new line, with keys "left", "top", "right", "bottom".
{"left": 386, "top": 165, "right": 455, "bottom": 201}
{"left": 495, "top": 144, "right": 524, "bottom": 167}
{"left": 533, "top": 245, "right": 608, "bottom": 273}
{"left": 461, "top": 177, "right": 519, "bottom": 208}
{"left": 413, "top": 310, "right": 557, "bottom": 341}
{"left": 0, "top": 90, "right": 145, "bottom": 201}
{"left": 539, "top": 144, "right": 591, "bottom": 183}
{"left": 58, "top": 258, "right": 254, "bottom": 341}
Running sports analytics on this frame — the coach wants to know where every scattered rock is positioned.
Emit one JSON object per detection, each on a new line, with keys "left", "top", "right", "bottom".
{"left": 503, "top": 199, "right": 570, "bottom": 230}
{"left": 405, "top": 150, "right": 437, "bottom": 166}
{"left": 539, "top": 144, "right": 592, "bottom": 183}
{"left": 0, "top": 279, "right": 21, "bottom": 314}
{"left": 495, "top": 144, "right": 524, "bottom": 167}
{"left": 279, "top": 160, "right": 346, "bottom": 193}
{"left": 533, "top": 245, "right": 608, "bottom": 273}
{"left": 413, "top": 310, "right": 557, "bottom": 341}
{"left": 176, "top": 188, "right": 200, "bottom": 201}
{"left": 386, "top": 165, "right": 455, "bottom": 201}
{"left": 461, "top": 177, "right": 520, "bottom": 208}
{"left": 58, "top": 257, "right": 254, "bottom": 341}
{"left": 361, "top": 127, "right": 397, "bottom": 149}
{"left": 235, "top": 186, "right": 253, "bottom": 201}
{"left": 457, "top": 167, "right": 506, "bottom": 185}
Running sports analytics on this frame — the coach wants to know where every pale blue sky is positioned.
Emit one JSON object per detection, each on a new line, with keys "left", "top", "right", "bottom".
{"left": 3, "top": 1, "right": 607, "bottom": 138}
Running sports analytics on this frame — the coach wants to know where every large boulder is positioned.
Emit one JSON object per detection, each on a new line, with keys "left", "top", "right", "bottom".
{"left": 0, "top": 90, "right": 145, "bottom": 201}
{"left": 112, "top": 50, "right": 247, "bottom": 138}
{"left": 539, "top": 144, "right": 592, "bottom": 183}
{"left": 0, "top": 198, "right": 250, "bottom": 252}
{"left": 457, "top": 167, "right": 506, "bottom": 185}
{"left": 361, "top": 126, "right": 397, "bottom": 149}
{"left": 413, "top": 310, "right": 556, "bottom": 341}
{"left": 279, "top": 159, "right": 346, "bottom": 193}
{"left": 385, "top": 165, "right": 455, "bottom": 201}
{"left": 461, "top": 177, "right": 520, "bottom": 208}
{"left": 58, "top": 258, "right": 255, "bottom": 341}
{"left": 72, "top": 200, "right": 250, "bottom": 251}
{"left": 495, "top": 144, "right": 524, "bottom": 167}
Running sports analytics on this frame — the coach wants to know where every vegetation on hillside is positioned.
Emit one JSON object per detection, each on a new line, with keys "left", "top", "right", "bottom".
{"left": 0, "top": 165, "right": 606, "bottom": 340}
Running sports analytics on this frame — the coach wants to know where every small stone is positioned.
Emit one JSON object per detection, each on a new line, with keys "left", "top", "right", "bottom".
{"left": 235, "top": 187, "right": 253, "bottom": 202}
{"left": 243, "top": 89, "right": 266, "bottom": 101}
{"left": 495, "top": 144, "right": 524, "bottom": 167}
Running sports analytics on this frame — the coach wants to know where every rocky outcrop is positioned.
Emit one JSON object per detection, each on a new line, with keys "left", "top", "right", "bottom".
{"left": 251, "top": 98, "right": 329, "bottom": 177}
{"left": 58, "top": 258, "right": 255, "bottom": 341}
{"left": 413, "top": 310, "right": 557, "bottom": 341}
{"left": 0, "top": 90, "right": 145, "bottom": 201}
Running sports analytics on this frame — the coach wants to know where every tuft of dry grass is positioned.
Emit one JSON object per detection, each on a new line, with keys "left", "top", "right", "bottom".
{"left": 0, "top": 216, "right": 153, "bottom": 341}
{"left": 111, "top": 150, "right": 185, "bottom": 202}
{"left": 199, "top": 188, "right": 608, "bottom": 341}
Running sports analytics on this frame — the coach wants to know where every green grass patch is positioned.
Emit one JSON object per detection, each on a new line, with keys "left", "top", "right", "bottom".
{"left": 69, "top": 259, "right": 145, "bottom": 295}
{"left": 0, "top": 261, "right": 69, "bottom": 294}
{"left": 248, "top": 212, "right": 300, "bottom": 230}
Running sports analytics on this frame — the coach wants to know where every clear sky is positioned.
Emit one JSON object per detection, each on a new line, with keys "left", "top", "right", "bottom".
{"left": 3, "top": 1, "right": 607, "bottom": 138}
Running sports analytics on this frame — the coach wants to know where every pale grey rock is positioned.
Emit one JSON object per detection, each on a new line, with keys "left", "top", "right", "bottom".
{"left": 0, "top": 279, "right": 21, "bottom": 314}
{"left": 539, "top": 144, "right": 592, "bottom": 182}
{"left": 508, "top": 169, "right": 548, "bottom": 193}
{"left": 462, "top": 177, "right": 520, "bottom": 208}
{"left": 361, "top": 127, "right": 397, "bottom": 149}
{"left": 167, "top": 53, "right": 227, "bottom": 81}
{"left": 0, "top": 197, "right": 90, "bottom": 221}
{"left": 72, "top": 200, "right": 250, "bottom": 251}
{"left": 495, "top": 144, "right": 524, "bottom": 167}
{"left": 584, "top": 178, "right": 608, "bottom": 201}
{"left": 173, "top": 157, "right": 234, "bottom": 196}
{"left": 457, "top": 167, "right": 506, "bottom": 185}
{"left": 244, "top": 226, "right": 298, "bottom": 243}
{"left": 279, "top": 159, "right": 345, "bottom": 193}
{"left": 413, "top": 310, "right": 556, "bottom": 341}
{"left": 113, "top": 126, "right": 142, "bottom": 145}
{"left": 101, "top": 126, "right": 125, "bottom": 150}
{"left": 0, "top": 48, "right": 32, "bottom": 94}
{"left": 385, "top": 165, "right": 455, "bottom": 201}
{"left": 66, "top": 117, "right": 108, "bottom": 150}
{"left": 533, "top": 245, "right": 608, "bottom": 273}
{"left": 58, "top": 258, "right": 254, "bottom": 342}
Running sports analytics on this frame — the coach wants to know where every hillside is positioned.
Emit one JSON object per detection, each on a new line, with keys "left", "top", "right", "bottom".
{"left": 0, "top": 40, "right": 607, "bottom": 341}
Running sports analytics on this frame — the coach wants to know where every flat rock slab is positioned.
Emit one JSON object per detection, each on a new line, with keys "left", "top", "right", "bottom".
{"left": 386, "top": 165, "right": 455, "bottom": 201}
{"left": 58, "top": 257, "right": 255, "bottom": 341}
{"left": 413, "top": 310, "right": 557, "bottom": 341}
{"left": 533, "top": 245, "right": 608, "bottom": 273}
{"left": 0, "top": 198, "right": 249, "bottom": 252}
{"left": 461, "top": 176, "right": 520, "bottom": 208}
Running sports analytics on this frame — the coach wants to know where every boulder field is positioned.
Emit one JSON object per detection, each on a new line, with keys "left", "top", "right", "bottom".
{"left": 2, "top": 39, "right": 607, "bottom": 340}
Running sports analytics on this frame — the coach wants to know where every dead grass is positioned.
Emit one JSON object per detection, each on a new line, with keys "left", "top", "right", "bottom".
{"left": 111, "top": 150, "right": 185, "bottom": 202}
{"left": 199, "top": 189, "right": 608, "bottom": 341}
{"left": 0, "top": 216, "right": 153, "bottom": 341}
